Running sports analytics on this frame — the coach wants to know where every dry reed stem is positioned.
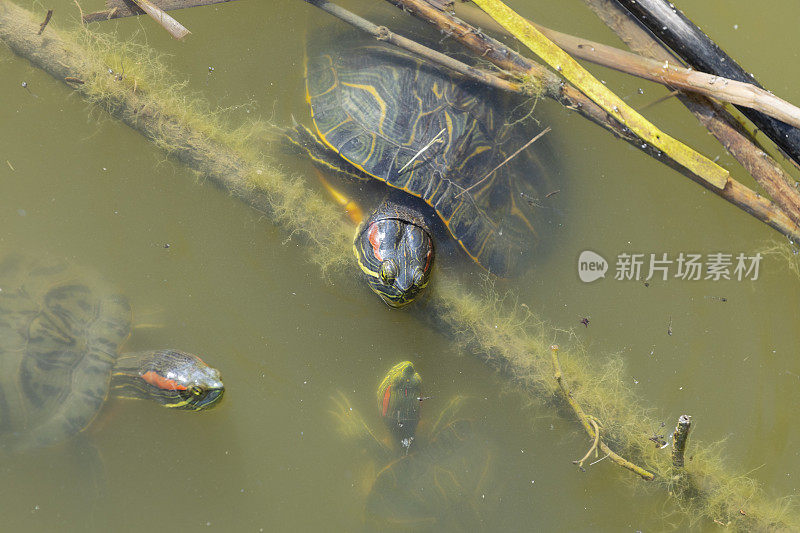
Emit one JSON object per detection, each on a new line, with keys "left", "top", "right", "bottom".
{"left": 471, "top": 0, "right": 729, "bottom": 189}
{"left": 538, "top": 23, "right": 800, "bottom": 129}
{"left": 82, "top": 0, "right": 237, "bottom": 23}
{"left": 384, "top": 0, "right": 800, "bottom": 241}
{"left": 129, "top": 0, "right": 189, "bottom": 39}
{"left": 580, "top": 0, "right": 800, "bottom": 227}
{"left": 462, "top": 8, "right": 800, "bottom": 131}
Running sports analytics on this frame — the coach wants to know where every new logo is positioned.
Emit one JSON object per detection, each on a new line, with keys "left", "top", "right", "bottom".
{"left": 578, "top": 250, "right": 608, "bottom": 282}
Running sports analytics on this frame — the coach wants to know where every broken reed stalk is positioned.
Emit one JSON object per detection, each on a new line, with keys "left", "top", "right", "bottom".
{"left": 456, "top": 3, "right": 800, "bottom": 222}
{"left": 128, "top": 0, "right": 190, "bottom": 39}
{"left": 580, "top": 0, "right": 800, "bottom": 229}
{"left": 304, "top": 0, "right": 522, "bottom": 94}
{"left": 612, "top": 0, "right": 800, "bottom": 171}
{"left": 383, "top": 0, "right": 800, "bottom": 242}
{"left": 82, "top": 0, "right": 237, "bottom": 23}
{"left": 2, "top": 2, "right": 796, "bottom": 528}
{"left": 671, "top": 414, "right": 692, "bottom": 468}
{"left": 550, "top": 345, "right": 655, "bottom": 481}
{"left": 527, "top": 22, "right": 800, "bottom": 131}
{"left": 470, "top": 0, "right": 728, "bottom": 189}
{"left": 456, "top": 4, "right": 800, "bottom": 130}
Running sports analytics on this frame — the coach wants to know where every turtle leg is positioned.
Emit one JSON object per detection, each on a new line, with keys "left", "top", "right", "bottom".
{"left": 315, "top": 170, "right": 364, "bottom": 225}
{"left": 329, "top": 391, "right": 391, "bottom": 455}
{"left": 67, "top": 436, "right": 108, "bottom": 523}
{"left": 426, "top": 396, "right": 465, "bottom": 438}
{"left": 284, "top": 122, "right": 366, "bottom": 181}
{"left": 285, "top": 123, "right": 366, "bottom": 224}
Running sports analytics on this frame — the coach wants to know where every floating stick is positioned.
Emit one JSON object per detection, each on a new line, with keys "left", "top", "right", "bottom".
{"left": 128, "top": 0, "right": 190, "bottom": 40}
{"left": 82, "top": 0, "right": 238, "bottom": 23}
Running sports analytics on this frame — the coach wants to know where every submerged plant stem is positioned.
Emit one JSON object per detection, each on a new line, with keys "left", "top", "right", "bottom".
{"left": 672, "top": 414, "right": 692, "bottom": 469}
{"left": 551, "top": 345, "right": 654, "bottom": 481}
{"left": 572, "top": 417, "right": 600, "bottom": 470}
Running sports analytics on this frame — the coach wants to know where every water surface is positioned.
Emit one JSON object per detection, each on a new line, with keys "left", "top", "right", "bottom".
{"left": 1, "top": 0, "right": 799, "bottom": 530}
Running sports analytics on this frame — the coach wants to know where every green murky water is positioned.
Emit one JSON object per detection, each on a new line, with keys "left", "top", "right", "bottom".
{"left": 1, "top": 0, "right": 799, "bottom": 530}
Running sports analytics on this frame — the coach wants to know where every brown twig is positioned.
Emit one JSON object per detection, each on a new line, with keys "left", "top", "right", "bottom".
{"left": 82, "top": 0, "right": 237, "bottom": 23}
{"left": 304, "top": 0, "right": 523, "bottom": 95}
{"left": 128, "top": 0, "right": 190, "bottom": 39}
{"left": 551, "top": 345, "right": 655, "bottom": 481}
{"left": 386, "top": 0, "right": 561, "bottom": 93}
{"left": 37, "top": 9, "right": 52, "bottom": 35}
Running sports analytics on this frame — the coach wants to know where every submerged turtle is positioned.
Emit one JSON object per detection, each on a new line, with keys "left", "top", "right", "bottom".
{"left": 0, "top": 255, "right": 224, "bottom": 451}
{"left": 289, "top": 27, "right": 550, "bottom": 307}
{"left": 332, "top": 361, "right": 495, "bottom": 530}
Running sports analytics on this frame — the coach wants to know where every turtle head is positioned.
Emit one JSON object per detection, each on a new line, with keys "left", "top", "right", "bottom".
{"left": 355, "top": 214, "right": 434, "bottom": 308}
{"left": 113, "top": 349, "right": 224, "bottom": 410}
{"left": 377, "top": 361, "right": 422, "bottom": 450}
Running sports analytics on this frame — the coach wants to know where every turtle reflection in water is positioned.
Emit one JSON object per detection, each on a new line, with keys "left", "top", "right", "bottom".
{"left": 0, "top": 255, "right": 224, "bottom": 452}
{"left": 288, "top": 26, "right": 552, "bottom": 307}
{"left": 332, "top": 362, "right": 495, "bottom": 530}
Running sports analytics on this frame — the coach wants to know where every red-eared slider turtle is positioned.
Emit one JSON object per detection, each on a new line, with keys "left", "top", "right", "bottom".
{"left": 332, "top": 362, "right": 495, "bottom": 530}
{"left": 289, "top": 27, "right": 550, "bottom": 307}
{"left": 0, "top": 255, "right": 224, "bottom": 451}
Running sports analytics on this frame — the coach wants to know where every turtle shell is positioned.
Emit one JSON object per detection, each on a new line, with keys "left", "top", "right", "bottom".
{"left": 0, "top": 255, "right": 131, "bottom": 450}
{"left": 306, "top": 32, "right": 548, "bottom": 276}
{"left": 364, "top": 419, "right": 494, "bottom": 530}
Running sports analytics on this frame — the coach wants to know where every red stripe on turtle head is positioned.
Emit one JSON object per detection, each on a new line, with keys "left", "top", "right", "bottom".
{"left": 368, "top": 223, "right": 383, "bottom": 262}
{"left": 424, "top": 247, "right": 432, "bottom": 273}
{"left": 381, "top": 385, "right": 392, "bottom": 416}
{"left": 142, "top": 370, "right": 188, "bottom": 391}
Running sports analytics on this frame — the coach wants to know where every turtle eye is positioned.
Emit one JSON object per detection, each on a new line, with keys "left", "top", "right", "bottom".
{"left": 177, "top": 385, "right": 205, "bottom": 403}
{"left": 412, "top": 267, "right": 426, "bottom": 287}
{"left": 379, "top": 260, "right": 397, "bottom": 284}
